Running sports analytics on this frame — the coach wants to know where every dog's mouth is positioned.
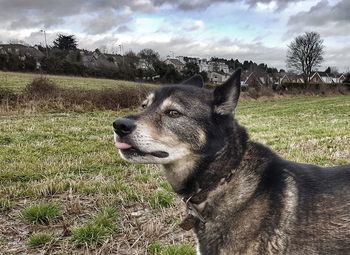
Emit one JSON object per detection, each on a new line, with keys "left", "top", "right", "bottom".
{"left": 115, "top": 141, "right": 169, "bottom": 158}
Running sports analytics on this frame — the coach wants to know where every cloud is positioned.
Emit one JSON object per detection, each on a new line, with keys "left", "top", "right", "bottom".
{"left": 0, "top": 0, "right": 348, "bottom": 71}
{"left": 323, "top": 45, "right": 350, "bottom": 72}
{"left": 0, "top": 0, "right": 301, "bottom": 34}
{"left": 0, "top": 0, "right": 150, "bottom": 30}
{"left": 182, "top": 20, "right": 205, "bottom": 31}
{"left": 116, "top": 25, "right": 132, "bottom": 33}
{"left": 153, "top": 0, "right": 302, "bottom": 10}
{"left": 81, "top": 11, "right": 132, "bottom": 35}
{"left": 287, "top": 0, "right": 350, "bottom": 35}
{"left": 246, "top": 0, "right": 302, "bottom": 10}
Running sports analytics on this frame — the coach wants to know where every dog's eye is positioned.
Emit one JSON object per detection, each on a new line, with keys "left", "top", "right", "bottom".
{"left": 166, "top": 110, "right": 182, "bottom": 118}
{"left": 141, "top": 103, "right": 147, "bottom": 109}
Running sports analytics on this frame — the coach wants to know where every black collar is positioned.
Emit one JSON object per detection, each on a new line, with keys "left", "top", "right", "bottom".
{"left": 179, "top": 170, "right": 235, "bottom": 231}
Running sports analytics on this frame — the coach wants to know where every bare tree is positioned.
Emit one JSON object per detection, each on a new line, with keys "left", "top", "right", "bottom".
{"left": 138, "top": 48, "right": 160, "bottom": 69}
{"left": 286, "top": 32, "right": 324, "bottom": 84}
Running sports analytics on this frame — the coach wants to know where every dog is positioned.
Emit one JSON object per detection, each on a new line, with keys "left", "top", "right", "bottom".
{"left": 113, "top": 69, "right": 350, "bottom": 254}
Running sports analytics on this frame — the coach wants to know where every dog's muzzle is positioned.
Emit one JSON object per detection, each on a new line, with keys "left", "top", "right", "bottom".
{"left": 112, "top": 117, "right": 169, "bottom": 159}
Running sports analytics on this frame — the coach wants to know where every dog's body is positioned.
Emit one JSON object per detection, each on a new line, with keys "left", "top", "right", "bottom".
{"left": 113, "top": 70, "right": 350, "bottom": 254}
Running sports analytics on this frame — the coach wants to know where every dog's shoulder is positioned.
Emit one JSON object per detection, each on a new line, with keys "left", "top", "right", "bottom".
{"left": 251, "top": 142, "right": 350, "bottom": 198}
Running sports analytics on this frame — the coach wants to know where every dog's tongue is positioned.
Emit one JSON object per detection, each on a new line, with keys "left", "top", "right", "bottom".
{"left": 115, "top": 141, "right": 132, "bottom": 149}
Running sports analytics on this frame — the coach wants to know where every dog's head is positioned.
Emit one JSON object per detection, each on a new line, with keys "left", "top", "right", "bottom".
{"left": 113, "top": 69, "right": 242, "bottom": 165}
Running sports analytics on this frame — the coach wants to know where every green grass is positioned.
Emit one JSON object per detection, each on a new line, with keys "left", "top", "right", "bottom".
{"left": 20, "top": 202, "right": 61, "bottom": 224}
{"left": 0, "top": 199, "right": 12, "bottom": 212}
{"left": 148, "top": 242, "right": 196, "bottom": 255}
{"left": 0, "top": 71, "right": 151, "bottom": 91}
{"left": 0, "top": 95, "right": 349, "bottom": 254}
{"left": 71, "top": 207, "right": 118, "bottom": 246}
{"left": 148, "top": 189, "right": 174, "bottom": 208}
{"left": 236, "top": 96, "right": 350, "bottom": 165}
{"left": 27, "top": 233, "right": 53, "bottom": 248}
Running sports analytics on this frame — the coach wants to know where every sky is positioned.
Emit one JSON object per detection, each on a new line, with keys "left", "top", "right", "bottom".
{"left": 0, "top": 0, "right": 349, "bottom": 72}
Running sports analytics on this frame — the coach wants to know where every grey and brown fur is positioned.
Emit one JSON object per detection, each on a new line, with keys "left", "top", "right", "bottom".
{"left": 113, "top": 69, "right": 350, "bottom": 255}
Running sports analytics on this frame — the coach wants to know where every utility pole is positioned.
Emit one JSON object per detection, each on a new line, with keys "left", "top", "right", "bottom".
{"left": 40, "top": 29, "right": 48, "bottom": 57}
{"left": 119, "top": 44, "right": 124, "bottom": 66}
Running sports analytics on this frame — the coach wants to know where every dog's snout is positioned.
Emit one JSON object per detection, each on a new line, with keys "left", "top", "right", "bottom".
{"left": 113, "top": 118, "right": 136, "bottom": 137}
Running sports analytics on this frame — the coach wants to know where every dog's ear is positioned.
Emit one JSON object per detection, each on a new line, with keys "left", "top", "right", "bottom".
{"left": 181, "top": 74, "right": 204, "bottom": 88}
{"left": 213, "top": 68, "right": 241, "bottom": 116}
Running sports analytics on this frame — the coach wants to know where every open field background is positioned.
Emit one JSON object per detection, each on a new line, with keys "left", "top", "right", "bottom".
{"left": 0, "top": 71, "right": 149, "bottom": 91}
{"left": 0, "top": 95, "right": 349, "bottom": 254}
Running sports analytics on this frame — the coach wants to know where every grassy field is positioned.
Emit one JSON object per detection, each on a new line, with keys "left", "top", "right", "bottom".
{"left": 0, "top": 95, "right": 349, "bottom": 254}
{"left": 0, "top": 71, "right": 149, "bottom": 91}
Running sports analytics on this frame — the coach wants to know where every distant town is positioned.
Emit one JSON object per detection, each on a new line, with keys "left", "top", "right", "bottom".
{"left": 0, "top": 39, "right": 348, "bottom": 88}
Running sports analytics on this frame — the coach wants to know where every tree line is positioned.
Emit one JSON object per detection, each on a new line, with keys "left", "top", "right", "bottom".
{"left": 0, "top": 34, "right": 283, "bottom": 83}
{"left": 1, "top": 32, "right": 348, "bottom": 84}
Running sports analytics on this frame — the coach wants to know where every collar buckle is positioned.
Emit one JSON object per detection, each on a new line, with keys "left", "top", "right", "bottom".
{"left": 179, "top": 195, "right": 206, "bottom": 231}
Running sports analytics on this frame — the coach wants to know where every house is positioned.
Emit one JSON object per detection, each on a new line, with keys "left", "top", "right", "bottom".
{"left": 177, "top": 56, "right": 200, "bottom": 65}
{"left": 288, "top": 74, "right": 304, "bottom": 83}
{"left": 208, "top": 61, "right": 230, "bottom": 74}
{"left": 338, "top": 74, "right": 346, "bottom": 83}
{"left": 136, "top": 59, "right": 151, "bottom": 70}
{"left": 208, "top": 71, "right": 230, "bottom": 84}
{"left": 80, "top": 49, "right": 119, "bottom": 69}
{"left": 241, "top": 72, "right": 263, "bottom": 87}
{"left": 164, "top": 58, "right": 185, "bottom": 72}
{"left": 0, "top": 44, "right": 44, "bottom": 59}
{"left": 309, "top": 71, "right": 343, "bottom": 84}
{"left": 277, "top": 73, "right": 303, "bottom": 85}
{"left": 0, "top": 44, "right": 45, "bottom": 70}
{"left": 278, "top": 74, "right": 291, "bottom": 84}
{"left": 198, "top": 59, "right": 210, "bottom": 73}
{"left": 310, "top": 72, "right": 330, "bottom": 83}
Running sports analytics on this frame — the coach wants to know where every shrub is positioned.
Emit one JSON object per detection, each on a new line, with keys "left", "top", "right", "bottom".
{"left": 25, "top": 77, "right": 60, "bottom": 99}
{"left": 20, "top": 202, "right": 61, "bottom": 224}
{"left": 71, "top": 207, "right": 118, "bottom": 246}
{"left": 0, "top": 88, "right": 18, "bottom": 103}
{"left": 27, "top": 233, "right": 52, "bottom": 247}
{"left": 20, "top": 77, "right": 153, "bottom": 110}
{"left": 71, "top": 222, "right": 111, "bottom": 246}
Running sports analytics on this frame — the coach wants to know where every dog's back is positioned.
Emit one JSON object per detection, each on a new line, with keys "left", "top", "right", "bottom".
{"left": 195, "top": 142, "right": 350, "bottom": 254}
{"left": 286, "top": 163, "right": 350, "bottom": 254}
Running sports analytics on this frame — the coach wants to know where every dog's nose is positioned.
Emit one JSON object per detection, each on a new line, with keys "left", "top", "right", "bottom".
{"left": 113, "top": 118, "right": 136, "bottom": 137}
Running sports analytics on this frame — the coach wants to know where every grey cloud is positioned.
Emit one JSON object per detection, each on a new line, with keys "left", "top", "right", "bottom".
{"left": 0, "top": 0, "right": 303, "bottom": 27}
{"left": 0, "top": 0, "right": 150, "bottom": 31}
{"left": 9, "top": 16, "right": 64, "bottom": 30}
{"left": 325, "top": 46, "right": 350, "bottom": 72}
{"left": 153, "top": 0, "right": 301, "bottom": 10}
{"left": 0, "top": 0, "right": 303, "bottom": 32}
{"left": 287, "top": 0, "right": 350, "bottom": 30}
{"left": 81, "top": 11, "right": 131, "bottom": 35}
{"left": 246, "top": 0, "right": 300, "bottom": 10}
{"left": 116, "top": 25, "right": 132, "bottom": 33}
{"left": 283, "top": 0, "right": 350, "bottom": 47}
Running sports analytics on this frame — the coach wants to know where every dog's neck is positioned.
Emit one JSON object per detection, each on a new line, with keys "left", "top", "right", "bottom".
{"left": 163, "top": 123, "right": 250, "bottom": 200}
{"left": 161, "top": 156, "right": 199, "bottom": 192}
